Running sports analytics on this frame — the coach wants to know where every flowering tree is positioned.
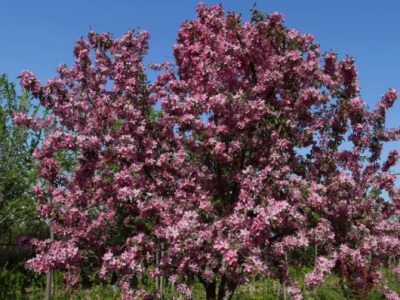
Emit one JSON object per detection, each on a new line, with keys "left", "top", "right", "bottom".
{"left": 15, "top": 3, "right": 400, "bottom": 299}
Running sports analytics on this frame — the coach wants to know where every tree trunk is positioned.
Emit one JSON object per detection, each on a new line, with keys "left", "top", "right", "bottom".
{"left": 45, "top": 224, "right": 54, "bottom": 300}
{"left": 199, "top": 276, "right": 217, "bottom": 300}
{"left": 155, "top": 241, "right": 164, "bottom": 298}
{"left": 206, "top": 280, "right": 217, "bottom": 300}
{"left": 45, "top": 270, "right": 54, "bottom": 300}
{"left": 217, "top": 275, "right": 237, "bottom": 300}
{"left": 159, "top": 242, "right": 164, "bottom": 299}
{"left": 199, "top": 275, "right": 237, "bottom": 300}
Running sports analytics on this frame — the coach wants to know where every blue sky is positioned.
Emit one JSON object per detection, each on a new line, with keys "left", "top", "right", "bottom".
{"left": 1, "top": 1, "right": 399, "bottom": 105}
{"left": 1, "top": 0, "right": 400, "bottom": 144}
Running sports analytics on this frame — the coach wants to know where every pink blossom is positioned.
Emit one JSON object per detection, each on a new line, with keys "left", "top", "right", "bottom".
{"left": 223, "top": 250, "right": 238, "bottom": 266}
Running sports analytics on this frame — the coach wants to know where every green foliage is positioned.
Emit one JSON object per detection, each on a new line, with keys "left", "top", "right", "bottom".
{"left": 149, "top": 108, "right": 161, "bottom": 123}
{"left": 0, "top": 74, "right": 46, "bottom": 267}
{"left": 367, "top": 289, "right": 386, "bottom": 300}
{"left": 0, "top": 265, "right": 121, "bottom": 299}
{"left": 0, "top": 264, "right": 45, "bottom": 299}
{"left": 314, "top": 287, "right": 346, "bottom": 300}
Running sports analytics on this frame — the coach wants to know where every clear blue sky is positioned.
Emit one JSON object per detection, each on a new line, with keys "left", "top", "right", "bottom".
{"left": 1, "top": 0, "right": 400, "bottom": 144}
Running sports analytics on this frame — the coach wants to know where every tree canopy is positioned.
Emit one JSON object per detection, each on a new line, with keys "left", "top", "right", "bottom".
{"left": 15, "top": 4, "right": 400, "bottom": 299}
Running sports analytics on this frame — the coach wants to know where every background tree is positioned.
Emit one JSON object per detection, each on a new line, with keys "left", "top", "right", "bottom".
{"left": 16, "top": 4, "right": 400, "bottom": 299}
{"left": 0, "top": 74, "right": 45, "bottom": 266}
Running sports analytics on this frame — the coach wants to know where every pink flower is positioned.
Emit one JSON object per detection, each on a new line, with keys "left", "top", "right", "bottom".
{"left": 382, "top": 88, "right": 397, "bottom": 108}
{"left": 223, "top": 250, "right": 238, "bottom": 266}
{"left": 20, "top": 70, "right": 42, "bottom": 97}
